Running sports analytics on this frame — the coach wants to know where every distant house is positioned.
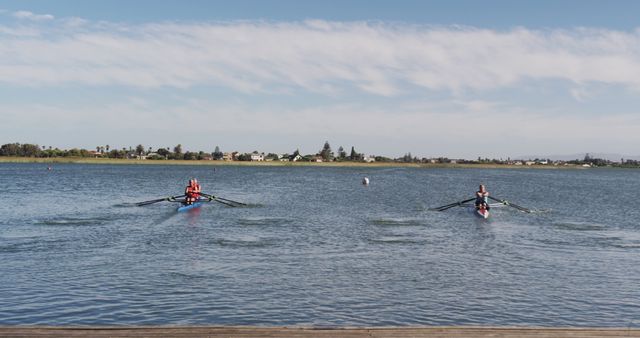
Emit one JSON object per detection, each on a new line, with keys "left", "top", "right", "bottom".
{"left": 311, "top": 155, "right": 323, "bottom": 162}
{"left": 124, "top": 151, "right": 145, "bottom": 160}
{"left": 514, "top": 161, "right": 523, "bottom": 166}
{"left": 290, "top": 154, "right": 302, "bottom": 162}
{"left": 525, "top": 161, "right": 535, "bottom": 166}
{"left": 222, "top": 152, "right": 233, "bottom": 161}
{"left": 250, "top": 152, "right": 264, "bottom": 161}
{"left": 363, "top": 155, "right": 375, "bottom": 163}
{"left": 145, "top": 152, "right": 163, "bottom": 160}
{"left": 201, "top": 154, "right": 213, "bottom": 161}
{"left": 279, "top": 154, "right": 290, "bottom": 162}
{"left": 88, "top": 150, "right": 103, "bottom": 158}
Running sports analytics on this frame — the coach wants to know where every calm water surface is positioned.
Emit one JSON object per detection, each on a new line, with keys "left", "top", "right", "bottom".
{"left": 1, "top": 163, "right": 639, "bottom": 326}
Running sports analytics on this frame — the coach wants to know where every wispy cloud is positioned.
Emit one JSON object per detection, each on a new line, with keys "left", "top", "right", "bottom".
{"left": 3, "top": 15, "right": 640, "bottom": 157}
{"left": 1, "top": 19, "right": 640, "bottom": 96}
{"left": 12, "top": 10, "right": 54, "bottom": 21}
{"left": 570, "top": 87, "right": 590, "bottom": 101}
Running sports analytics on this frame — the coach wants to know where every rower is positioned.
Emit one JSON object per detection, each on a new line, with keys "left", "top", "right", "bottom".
{"left": 193, "top": 178, "right": 201, "bottom": 198}
{"left": 475, "top": 184, "right": 490, "bottom": 211}
{"left": 184, "top": 179, "right": 200, "bottom": 205}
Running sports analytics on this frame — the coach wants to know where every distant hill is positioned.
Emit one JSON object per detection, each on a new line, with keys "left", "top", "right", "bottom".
{"left": 515, "top": 153, "right": 640, "bottom": 162}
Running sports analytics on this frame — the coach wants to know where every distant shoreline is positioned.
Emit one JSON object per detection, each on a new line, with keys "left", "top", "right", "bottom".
{"left": 0, "top": 156, "right": 592, "bottom": 169}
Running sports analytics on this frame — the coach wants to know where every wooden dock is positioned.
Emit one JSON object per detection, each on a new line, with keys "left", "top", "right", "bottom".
{"left": 1, "top": 326, "right": 639, "bottom": 338}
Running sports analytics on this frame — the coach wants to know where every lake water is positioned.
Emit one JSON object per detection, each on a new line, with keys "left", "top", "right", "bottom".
{"left": 1, "top": 163, "right": 639, "bottom": 326}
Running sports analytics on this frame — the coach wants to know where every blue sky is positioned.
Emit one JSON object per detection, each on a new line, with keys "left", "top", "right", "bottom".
{"left": 2, "top": 0, "right": 640, "bottom": 29}
{"left": 1, "top": 1, "right": 640, "bottom": 158}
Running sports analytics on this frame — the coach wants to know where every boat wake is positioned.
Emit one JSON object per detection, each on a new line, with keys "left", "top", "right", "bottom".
{"left": 34, "top": 216, "right": 111, "bottom": 227}
{"left": 552, "top": 221, "right": 607, "bottom": 231}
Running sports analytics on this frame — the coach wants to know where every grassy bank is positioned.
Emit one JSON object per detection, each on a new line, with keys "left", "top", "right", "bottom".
{"left": 0, "top": 156, "right": 588, "bottom": 169}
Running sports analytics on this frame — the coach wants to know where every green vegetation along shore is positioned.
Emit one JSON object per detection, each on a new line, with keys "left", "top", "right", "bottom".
{"left": 0, "top": 156, "right": 593, "bottom": 169}
{"left": 2, "top": 142, "right": 637, "bottom": 168}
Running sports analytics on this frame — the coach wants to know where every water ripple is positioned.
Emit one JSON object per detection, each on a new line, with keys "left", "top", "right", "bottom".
{"left": 1, "top": 164, "right": 640, "bottom": 326}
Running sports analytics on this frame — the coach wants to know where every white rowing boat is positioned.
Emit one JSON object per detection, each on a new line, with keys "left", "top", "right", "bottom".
{"left": 474, "top": 207, "right": 490, "bottom": 219}
{"left": 469, "top": 203, "right": 504, "bottom": 219}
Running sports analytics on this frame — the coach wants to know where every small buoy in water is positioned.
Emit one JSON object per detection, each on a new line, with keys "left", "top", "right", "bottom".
{"left": 362, "top": 177, "right": 369, "bottom": 185}
{"left": 47, "top": 166, "right": 52, "bottom": 171}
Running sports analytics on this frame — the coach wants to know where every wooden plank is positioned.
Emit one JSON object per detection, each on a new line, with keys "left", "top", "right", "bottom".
{"left": 0, "top": 326, "right": 639, "bottom": 338}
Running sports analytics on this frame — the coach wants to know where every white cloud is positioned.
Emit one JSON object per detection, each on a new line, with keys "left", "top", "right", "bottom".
{"left": 62, "top": 17, "right": 89, "bottom": 27}
{"left": 3, "top": 18, "right": 640, "bottom": 157}
{"left": 0, "top": 25, "right": 42, "bottom": 37}
{"left": 1, "top": 20, "right": 640, "bottom": 96}
{"left": 570, "top": 87, "right": 590, "bottom": 101}
{"left": 12, "top": 10, "right": 54, "bottom": 21}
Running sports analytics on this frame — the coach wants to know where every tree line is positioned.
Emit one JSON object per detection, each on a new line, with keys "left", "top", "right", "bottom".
{"left": 0, "top": 143, "right": 225, "bottom": 161}
{"left": 0, "top": 142, "right": 369, "bottom": 162}
{"left": 2, "top": 142, "right": 638, "bottom": 167}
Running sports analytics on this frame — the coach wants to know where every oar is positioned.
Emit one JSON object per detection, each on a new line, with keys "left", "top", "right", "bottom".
{"left": 430, "top": 201, "right": 464, "bottom": 211}
{"left": 431, "top": 197, "right": 475, "bottom": 211}
{"left": 429, "top": 202, "right": 458, "bottom": 211}
{"left": 199, "top": 193, "right": 238, "bottom": 207}
{"left": 136, "top": 194, "right": 185, "bottom": 206}
{"left": 488, "top": 196, "right": 532, "bottom": 213}
{"left": 205, "top": 196, "right": 237, "bottom": 207}
{"left": 215, "top": 196, "right": 247, "bottom": 206}
{"left": 200, "top": 192, "right": 246, "bottom": 206}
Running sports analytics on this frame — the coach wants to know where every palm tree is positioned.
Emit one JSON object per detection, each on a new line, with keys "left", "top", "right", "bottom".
{"left": 135, "top": 144, "right": 145, "bottom": 156}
